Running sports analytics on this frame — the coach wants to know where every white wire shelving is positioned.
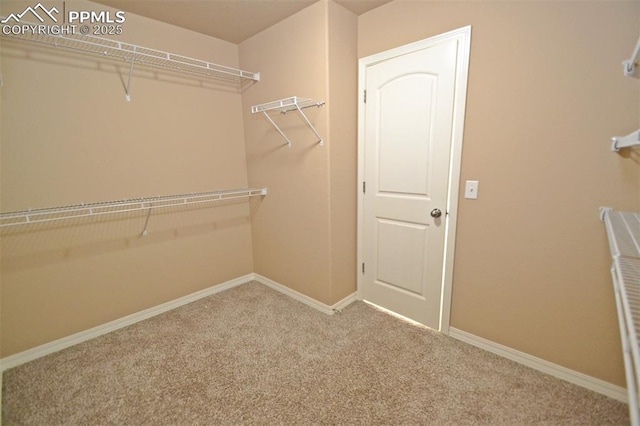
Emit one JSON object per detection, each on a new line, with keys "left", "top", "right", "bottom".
{"left": 0, "top": 19, "right": 260, "bottom": 100}
{"left": 600, "top": 207, "right": 640, "bottom": 425}
{"left": 251, "top": 96, "right": 325, "bottom": 147}
{"left": 0, "top": 188, "right": 267, "bottom": 235}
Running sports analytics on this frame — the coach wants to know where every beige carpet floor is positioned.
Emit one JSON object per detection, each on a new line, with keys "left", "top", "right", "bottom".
{"left": 2, "top": 281, "right": 630, "bottom": 425}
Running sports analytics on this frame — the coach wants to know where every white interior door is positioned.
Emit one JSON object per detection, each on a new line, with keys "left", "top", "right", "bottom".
{"left": 358, "top": 27, "right": 471, "bottom": 331}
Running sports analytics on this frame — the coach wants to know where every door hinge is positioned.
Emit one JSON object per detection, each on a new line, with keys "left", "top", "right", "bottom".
{"left": 364, "top": 90, "right": 367, "bottom": 103}
{"left": 363, "top": 181, "right": 366, "bottom": 194}
{"left": 362, "top": 263, "right": 365, "bottom": 274}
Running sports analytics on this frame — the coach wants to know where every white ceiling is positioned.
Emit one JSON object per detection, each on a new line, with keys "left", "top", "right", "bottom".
{"left": 93, "top": 0, "right": 392, "bottom": 44}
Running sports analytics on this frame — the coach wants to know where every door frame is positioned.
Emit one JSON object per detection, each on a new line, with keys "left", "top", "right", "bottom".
{"left": 357, "top": 26, "right": 471, "bottom": 334}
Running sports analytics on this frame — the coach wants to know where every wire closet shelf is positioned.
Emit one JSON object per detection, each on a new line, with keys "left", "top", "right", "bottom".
{"left": 0, "top": 20, "right": 261, "bottom": 83}
{"left": 251, "top": 96, "right": 325, "bottom": 147}
{"left": 0, "top": 188, "right": 267, "bottom": 229}
{"left": 600, "top": 208, "right": 640, "bottom": 426}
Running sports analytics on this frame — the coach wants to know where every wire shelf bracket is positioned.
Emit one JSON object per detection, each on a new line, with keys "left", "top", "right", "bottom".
{"left": 623, "top": 34, "right": 640, "bottom": 77}
{"left": 251, "top": 96, "right": 325, "bottom": 148}
{"left": 0, "top": 19, "right": 261, "bottom": 101}
{"left": 0, "top": 188, "right": 267, "bottom": 236}
{"left": 611, "top": 129, "right": 640, "bottom": 152}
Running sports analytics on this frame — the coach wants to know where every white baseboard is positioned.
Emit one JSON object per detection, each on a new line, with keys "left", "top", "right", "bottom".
{"left": 333, "top": 291, "right": 359, "bottom": 312}
{"left": 448, "top": 327, "right": 628, "bottom": 403}
{"left": 252, "top": 273, "right": 357, "bottom": 315}
{"left": 2, "top": 270, "right": 622, "bottom": 407}
{"left": 0, "top": 274, "right": 253, "bottom": 372}
{"left": 0, "top": 274, "right": 358, "bottom": 372}
{"left": 0, "top": 274, "right": 623, "bottom": 407}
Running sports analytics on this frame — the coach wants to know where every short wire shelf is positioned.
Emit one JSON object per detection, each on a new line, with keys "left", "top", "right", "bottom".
{"left": 251, "top": 96, "right": 325, "bottom": 148}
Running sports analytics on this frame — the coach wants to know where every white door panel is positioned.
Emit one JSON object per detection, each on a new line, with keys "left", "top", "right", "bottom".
{"left": 376, "top": 219, "right": 428, "bottom": 295}
{"left": 377, "top": 74, "right": 436, "bottom": 196}
{"left": 361, "top": 33, "right": 466, "bottom": 330}
{"left": 375, "top": 195, "right": 431, "bottom": 225}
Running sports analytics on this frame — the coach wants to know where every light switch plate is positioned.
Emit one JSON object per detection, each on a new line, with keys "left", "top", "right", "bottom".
{"left": 465, "top": 180, "right": 479, "bottom": 199}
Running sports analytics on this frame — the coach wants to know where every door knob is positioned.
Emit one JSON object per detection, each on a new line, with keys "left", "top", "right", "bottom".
{"left": 430, "top": 208, "right": 442, "bottom": 218}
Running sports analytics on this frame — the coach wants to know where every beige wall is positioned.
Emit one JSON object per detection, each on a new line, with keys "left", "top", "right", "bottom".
{"left": 0, "top": 0, "right": 358, "bottom": 358}
{"left": 0, "top": 0, "right": 254, "bottom": 356}
{"left": 0, "top": 24, "right": 3, "bottom": 364}
{"left": 359, "top": 1, "right": 640, "bottom": 386}
{"left": 2, "top": 0, "right": 633, "bottom": 392}
{"left": 239, "top": 0, "right": 357, "bottom": 306}
{"left": 327, "top": 1, "right": 357, "bottom": 303}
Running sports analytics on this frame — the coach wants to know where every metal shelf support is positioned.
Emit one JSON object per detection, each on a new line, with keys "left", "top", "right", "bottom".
{"left": 125, "top": 47, "right": 136, "bottom": 102}
{"left": 623, "top": 34, "right": 640, "bottom": 77}
{"left": 251, "top": 97, "right": 325, "bottom": 148}
{"left": 612, "top": 129, "right": 640, "bottom": 152}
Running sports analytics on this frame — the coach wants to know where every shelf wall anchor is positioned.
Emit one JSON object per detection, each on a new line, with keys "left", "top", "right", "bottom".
{"left": 611, "top": 129, "right": 640, "bottom": 152}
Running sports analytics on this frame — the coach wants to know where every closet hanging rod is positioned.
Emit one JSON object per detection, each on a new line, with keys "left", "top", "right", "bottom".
{"left": 624, "top": 34, "right": 640, "bottom": 76}
{"left": 0, "top": 20, "right": 261, "bottom": 83}
{"left": 0, "top": 188, "right": 267, "bottom": 229}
